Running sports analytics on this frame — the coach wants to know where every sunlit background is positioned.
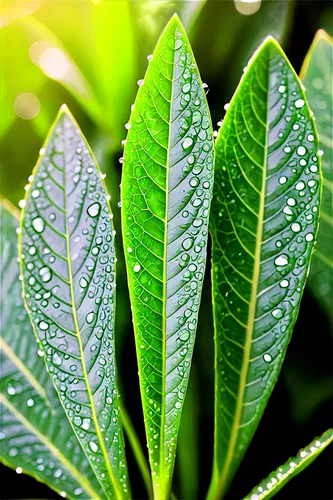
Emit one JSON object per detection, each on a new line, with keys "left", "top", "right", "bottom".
{"left": 1, "top": 0, "right": 332, "bottom": 498}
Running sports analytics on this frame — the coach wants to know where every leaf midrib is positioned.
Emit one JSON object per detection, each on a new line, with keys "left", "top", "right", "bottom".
{"left": 214, "top": 50, "right": 271, "bottom": 499}
{"left": 62, "top": 120, "right": 122, "bottom": 500}
{"left": 0, "top": 338, "right": 50, "bottom": 407}
{"left": 159, "top": 28, "right": 177, "bottom": 493}
{"left": 1, "top": 395, "right": 100, "bottom": 500}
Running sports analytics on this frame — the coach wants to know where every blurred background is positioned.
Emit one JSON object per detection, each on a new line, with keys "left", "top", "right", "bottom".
{"left": 1, "top": 0, "right": 332, "bottom": 498}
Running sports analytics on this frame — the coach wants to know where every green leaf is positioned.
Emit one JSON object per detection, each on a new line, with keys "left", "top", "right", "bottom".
{"left": 121, "top": 14, "right": 214, "bottom": 499}
{"left": 300, "top": 30, "right": 333, "bottom": 319}
{"left": 209, "top": 37, "right": 321, "bottom": 499}
{"left": 19, "top": 107, "right": 130, "bottom": 500}
{"left": 243, "top": 429, "right": 333, "bottom": 499}
{"left": 0, "top": 198, "right": 102, "bottom": 500}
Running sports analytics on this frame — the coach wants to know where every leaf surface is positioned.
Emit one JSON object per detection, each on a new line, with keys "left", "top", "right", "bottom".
{"left": 0, "top": 199, "right": 102, "bottom": 500}
{"left": 300, "top": 30, "right": 333, "bottom": 319}
{"left": 121, "top": 14, "right": 214, "bottom": 499}
{"left": 243, "top": 429, "right": 333, "bottom": 499}
{"left": 209, "top": 37, "right": 321, "bottom": 498}
{"left": 19, "top": 107, "right": 130, "bottom": 499}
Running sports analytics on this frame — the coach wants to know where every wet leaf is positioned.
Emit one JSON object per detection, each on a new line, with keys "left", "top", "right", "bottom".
{"left": 243, "top": 429, "right": 333, "bottom": 499}
{"left": 19, "top": 107, "right": 130, "bottom": 499}
{"left": 300, "top": 30, "right": 333, "bottom": 320}
{"left": 0, "top": 199, "right": 102, "bottom": 500}
{"left": 121, "top": 14, "right": 214, "bottom": 499}
{"left": 209, "top": 37, "right": 321, "bottom": 498}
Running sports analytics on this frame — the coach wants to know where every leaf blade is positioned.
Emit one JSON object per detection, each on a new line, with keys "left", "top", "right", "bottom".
{"left": 19, "top": 107, "right": 130, "bottom": 499}
{"left": 0, "top": 200, "right": 102, "bottom": 500}
{"left": 243, "top": 429, "right": 333, "bottom": 500}
{"left": 209, "top": 37, "right": 321, "bottom": 498}
{"left": 300, "top": 30, "right": 333, "bottom": 319}
{"left": 121, "top": 14, "right": 214, "bottom": 498}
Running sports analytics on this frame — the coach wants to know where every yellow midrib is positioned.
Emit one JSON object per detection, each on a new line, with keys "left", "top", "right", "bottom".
{"left": 1, "top": 395, "right": 100, "bottom": 500}
{"left": 214, "top": 58, "right": 271, "bottom": 499}
{"left": 1, "top": 338, "right": 48, "bottom": 402}
{"left": 62, "top": 127, "right": 122, "bottom": 500}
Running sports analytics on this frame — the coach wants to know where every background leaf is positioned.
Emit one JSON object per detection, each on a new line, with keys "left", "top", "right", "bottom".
{"left": 209, "top": 37, "right": 321, "bottom": 499}
{"left": 0, "top": 199, "right": 102, "bottom": 500}
{"left": 19, "top": 107, "right": 130, "bottom": 499}
{"left": 300, "top": 30, "right": 333, "bottom": 321}
{"left": 243, "top": 428, "right": 333, "bottom": 500}
{"left": 121, "top": 14, "right": 214, "bottom": 498}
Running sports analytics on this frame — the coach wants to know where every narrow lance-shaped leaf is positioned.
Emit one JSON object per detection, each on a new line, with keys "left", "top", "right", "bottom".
{"left": 121, "top": 14, "right": 214, "bottom": 499}
{"left": 300, "top": 30, "right": 333, "bottom": 319}
{"left": 243, "top": 429, "right": 333, "bottom": 500}
{"left": 0, "top": 199, "right": 103, "bottom": 500}
{"left": 209, "top": 37, "right": 321, "bottom": 499}
{"left": 19, "top": 107, "right": 130, "bottom": 500}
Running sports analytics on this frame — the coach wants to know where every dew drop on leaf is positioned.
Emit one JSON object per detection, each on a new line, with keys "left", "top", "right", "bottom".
{"left": 32, "top": 217, "right": 44, "bottom": 233}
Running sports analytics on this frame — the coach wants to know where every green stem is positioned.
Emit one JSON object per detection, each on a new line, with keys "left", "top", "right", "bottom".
{"left": 120, "top": 403, "right": 153, "bottom": 500}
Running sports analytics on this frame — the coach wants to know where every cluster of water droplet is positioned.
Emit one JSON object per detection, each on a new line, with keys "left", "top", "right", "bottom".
{"left": 120, "top": 23, "right": 214, "bottom": 483}
{"left": 210, "top": 44, "right": 320, "bottom": 447}
{"left": 20, "top": 111, "right": 129, "bottom": 496}
{"left": 248, "top": 437, "right": 326, "bottom": 499}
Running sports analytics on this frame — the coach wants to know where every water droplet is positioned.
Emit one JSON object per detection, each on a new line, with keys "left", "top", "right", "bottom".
{"left": 89, "top": 441, "right": 98, "bottom": 453}
{"left": 86, "top": 312, "right": 96, "bottom": 324}
{"left": 125, "top": 123, "right": 131, "bottom": 130}
{"left": 175, "top": 39, "right": 183, "bottom": 49}
{"left": 127, "top": 247, "right": 132, "bottom": 253}
{"left": 287, "top": 197, "right": 296, "bottom": 206}
{"left": 182, "top": 238, "right": 193, "bottom": 251}
{"left": 280, "top": 279, "right": 289, "bottom": 288}
{"left": 80, "top": 277, "right": 88, "bottom": 288}
{"left": 279, "top": 176, "right": 287, "bottom": 185}
{"left": 16, "top": 467, "right": 22, "bottom": 474}
{"left": 318, "top": 149, "right": 324, "bottom": 157}
{"left": 53, "top": 352, "right": 62, "bottom": 365}
{"left": 291, "top": 223, "right": 301, "bottom": 233}
{"left": 133, "top": 264, "right": 141, "bottom": 273}
{"left": 295, "top": 99, "right": 304, "bottom": 108}
{"left": 179, "top": 330, "right": 190, "bottom": 342}
{"left": 295, "top": 181, "right": 305, "bottom": 191}
{"left": 87, "top": 203, "right": 100, "bottom": 218}
{"left": 275, "top": 255, "right": 288, "bottom": 267}
{"left": 7, "top": 384, "right": 16, "bottom": 395}
{"left": 297, "top": 146, "right": 306, "bottom": 156}
{"left": 18, "top": 199, "right": 26, "bottom": 208}
{"left": 278, "top": 85, "right": 286, "bottom": 93}
{"left": 263, "top": 353, "right": 272, "bottom": 363}
{"left": 283, "top": 146, "right": 291, "bottom": 154}
{"left": 29, "top": 246, "right": 37, "bottom": 256}
{"left": 27, "top": 398, "right": 34, "bottom": 407}
{"left": 272, "top": 308, "right": 283, "bottom": 319}
{"left": 39, "top": 266, "right": 52, "bottom": 283}
{"left": 307, "top": 134, "right": 314, "bottom": 142}
{"left": 305, "top": 233, "right": 314, "bottom": 242}
{"left": 182, "top": 138, "right": 193, "bottom": 149}
{"left": 32, "top": 189, "right": 40, "bottom": 198}
{"left": 32, "top": 217, "right": 44, "bottom": 232}
{"left": 39, "top": 320, "right": 49, "bottom": 331}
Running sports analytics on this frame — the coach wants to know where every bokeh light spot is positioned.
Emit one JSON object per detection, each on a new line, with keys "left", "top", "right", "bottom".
{"left": 14, "top": 93, "right": 41, "bottom": 120}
